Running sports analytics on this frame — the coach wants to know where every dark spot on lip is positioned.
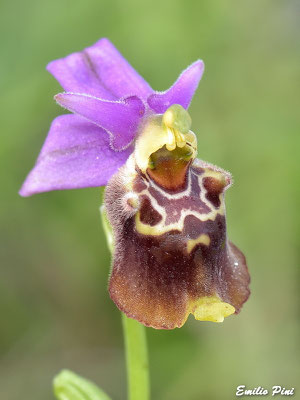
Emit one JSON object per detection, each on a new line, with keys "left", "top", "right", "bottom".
{"left": 139, "top": 196, "right": 162, "bottom": 226}
{"left": 203, "top": 176, "right": 225, "bottom": 208}
{"left": 205, "top": 192, "right": 221, "bottom": 208}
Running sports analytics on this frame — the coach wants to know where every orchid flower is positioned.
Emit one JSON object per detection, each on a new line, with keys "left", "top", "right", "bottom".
{"left": 20, "top": 38, "right": 250, "bottom": 330}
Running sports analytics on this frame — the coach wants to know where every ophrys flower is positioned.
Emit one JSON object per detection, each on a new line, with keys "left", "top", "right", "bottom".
{"left": 20, "top": 38, "right": 250, "bottom": 329}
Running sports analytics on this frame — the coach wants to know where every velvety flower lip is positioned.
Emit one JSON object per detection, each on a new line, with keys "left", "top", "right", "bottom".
{"left": 104, "top": 105, "right": 250, "bottom": 329}
{"left": 19, "top": 38, "right": 204, "bottom": 197}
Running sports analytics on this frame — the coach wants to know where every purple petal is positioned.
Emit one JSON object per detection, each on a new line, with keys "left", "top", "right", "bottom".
{"left": 47, "top": 38, "right": 153, "bottom": 100}
{"left": 55, "top": 93, "right": 145, "bottom": 150}
{"left": 147, "top": 60, "right": 204, "bottom": 113}
{"left": 19, "top": 115, "right": 132, "bottom": 197}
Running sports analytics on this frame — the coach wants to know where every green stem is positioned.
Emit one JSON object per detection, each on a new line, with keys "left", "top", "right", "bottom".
{"left": 122, "top": 313, "right": 150, "bottom": 400}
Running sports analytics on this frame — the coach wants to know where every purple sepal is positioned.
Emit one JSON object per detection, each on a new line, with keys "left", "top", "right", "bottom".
{"left": 55, "top": 93, "right": 145, "bottom": 150}
{"left": 20, "top": 39, "right": 206, "bottom": 198}
{"left": 47, "top": 38, "right": 153, "bottom": 100}
{"left": 19, "top": 115, "right": 132, "bottom": 197}
{"left": 147, "top": 60, "right": 204, "bottom": 113}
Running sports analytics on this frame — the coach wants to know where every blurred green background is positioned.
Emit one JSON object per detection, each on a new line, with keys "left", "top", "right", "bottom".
{"left": 1, "top": 0, "right": 299, "bottom": 399}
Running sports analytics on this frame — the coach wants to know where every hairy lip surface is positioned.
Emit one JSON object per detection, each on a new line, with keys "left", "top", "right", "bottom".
{"left": 105, "top": 154, "right": 250, "bottom": 329}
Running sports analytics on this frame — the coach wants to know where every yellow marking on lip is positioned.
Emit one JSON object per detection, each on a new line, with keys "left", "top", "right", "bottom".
{"left": 186, "top": 234, "right": 210, "bottom": 253}
{"left": 191, "top": 296, "right": 235, "bottom": 323}
{"left": 135, "top": 211, "right": 167, "bottom": 236}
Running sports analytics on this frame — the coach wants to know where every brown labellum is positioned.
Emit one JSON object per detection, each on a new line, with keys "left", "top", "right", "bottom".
{"left": 104, "top": 105, "right": 250, "bottom": 329}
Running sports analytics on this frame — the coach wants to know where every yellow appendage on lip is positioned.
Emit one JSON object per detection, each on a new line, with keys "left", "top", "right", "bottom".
{"left": 191, "top": 296, "right": 235, "bottom": 323}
